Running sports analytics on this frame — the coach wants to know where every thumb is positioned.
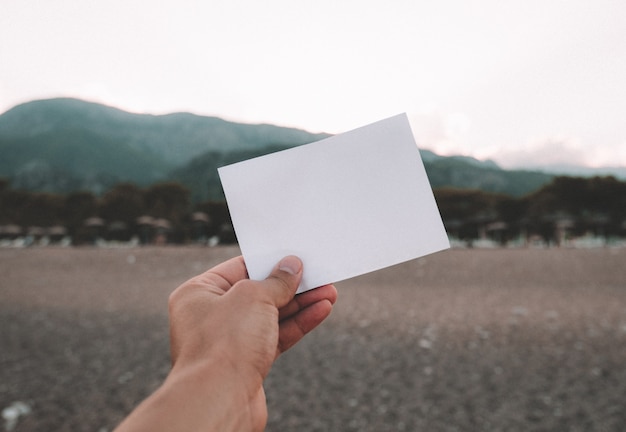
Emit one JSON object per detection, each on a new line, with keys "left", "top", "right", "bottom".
{"left": 258, "top": 255, "right": 303, "bottom": 308}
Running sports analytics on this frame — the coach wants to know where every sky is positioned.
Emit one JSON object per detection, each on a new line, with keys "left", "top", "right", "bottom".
{"left": 2, "top": 0, "right": 626, "bottom": 168}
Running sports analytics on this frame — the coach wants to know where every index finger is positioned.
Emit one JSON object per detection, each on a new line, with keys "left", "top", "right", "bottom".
{"left": 191, "top": 255, "right": 249, "bottom": 292}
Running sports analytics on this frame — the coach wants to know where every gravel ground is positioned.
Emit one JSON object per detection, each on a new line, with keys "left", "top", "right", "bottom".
{"left": 1, "top": 246, "right": 625, "bottom": 431}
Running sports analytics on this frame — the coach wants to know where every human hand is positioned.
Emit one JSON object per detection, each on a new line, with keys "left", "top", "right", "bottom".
{"left": 115, "top": 255, "right": 337, "bottom": 432}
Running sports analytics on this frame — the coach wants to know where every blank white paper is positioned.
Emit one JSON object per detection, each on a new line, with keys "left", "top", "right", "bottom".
{"left": 218, "top": 113, "right": 450, "bottom": 293}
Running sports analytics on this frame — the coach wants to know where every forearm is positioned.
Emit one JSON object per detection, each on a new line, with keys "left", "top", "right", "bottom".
{"left": 114, "top": 361, "right": 255, "bottom": 432}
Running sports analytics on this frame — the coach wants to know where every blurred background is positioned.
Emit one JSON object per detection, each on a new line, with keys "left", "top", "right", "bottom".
{"left": 1, "top": 1, "right": 626, "bottom": 431}
{"left": 1, "top": 0, "right": 626, "bottom": 248}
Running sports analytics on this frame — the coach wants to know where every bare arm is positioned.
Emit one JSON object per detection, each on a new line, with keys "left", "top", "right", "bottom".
{"left": 115, "top": 256, "right": 337, "bottom": 432}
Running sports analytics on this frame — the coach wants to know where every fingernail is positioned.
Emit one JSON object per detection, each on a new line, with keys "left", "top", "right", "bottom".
{"left": 278, "top": 255, "right": 302, "bottom": 275}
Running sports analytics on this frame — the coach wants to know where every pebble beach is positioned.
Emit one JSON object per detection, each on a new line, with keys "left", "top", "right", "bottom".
{"left": 1, "top": 246, "right": 625, "bottom": 431}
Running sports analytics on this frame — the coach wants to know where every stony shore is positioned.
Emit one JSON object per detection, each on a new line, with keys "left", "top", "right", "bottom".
{"left": 1, "top": 246, "right": 625, "bottom": 431}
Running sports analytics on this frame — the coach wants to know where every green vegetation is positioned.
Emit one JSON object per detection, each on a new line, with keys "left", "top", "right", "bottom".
{"left": 0, "top": 129, "right": 169, "bottom": 186}
{"left": 424, "top": 157, "right": 554, "bottom": 197}
{"left": 170, "top": 145, "right": 296, "bottom": 201}
{"left": 1, "top": 175, "right": 625, "bottom": 246}
{"left": 2, "top": 98, "right": 625, "bottom": 246}
{"left": 0, "top": 98, "right": 559, "bottom": 200}
{"left": 0, "top": 180, "right": 232, "bottom": 245}
{"left": 0, "top": 97, "right": 328, "bottom": 194}
{"left": 436, "top": 176, "right": 626, "bottom": 245}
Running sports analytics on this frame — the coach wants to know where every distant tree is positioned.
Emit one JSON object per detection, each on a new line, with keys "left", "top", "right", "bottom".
{"left": 0, "top": 177, "right": 10, "bottom": 193}
{"left": 583, "top": 176, "right": 626, "bottom": 238}
{"left": 434, "top": 188, "right": 498, "bottom": 242}
{"left": 492, "top": 195, "right": 529, "bottom": 244}
{"left": 144, "top": 182, "right": 191, "bottom": 225}
{"left": 534, "top": 177, "right": 587, "bottom": 214}
{"left": 63, "top": 191, "right": 98, "bottom": 234}
{"left": 0, "top": 189, "right": 31, "bottom": 224}
{"left": 98, "top": 183, "right": 145, "bottom": 225}
{"left": 14, "top": 192, "right": 65, "bottom": 227}
{"left": 0, "top": 189, "right": 63, "bottom": 227}
{"left": 495, "top": 195, "right": 528, "bottom": 226}
{"left": 525, "top": 175, "right": 626, "bottom": 243}
{"left": 195, "top": 201, "right": 236, "bottom": 243}
{"left": 142, "top": 182, "right": 191, "bottom": 243}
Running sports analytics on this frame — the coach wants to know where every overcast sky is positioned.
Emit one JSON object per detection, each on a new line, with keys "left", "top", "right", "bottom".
{"left": 2, "top": 0, "right": 626, "bottom": 168}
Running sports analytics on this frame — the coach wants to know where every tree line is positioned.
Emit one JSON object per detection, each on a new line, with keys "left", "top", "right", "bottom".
{"left": 0, "top": 179, "right": 234, "bottom": 245}
{"left": 436, "top": 175, "right": 626, "bottom": 246}
{"left": 1, "top": 175, "right": 625, "bottom": 247}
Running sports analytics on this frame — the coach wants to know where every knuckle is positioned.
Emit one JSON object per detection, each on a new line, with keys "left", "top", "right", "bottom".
{"left": 268, "top": 274, "right": 292, "bottom": 293}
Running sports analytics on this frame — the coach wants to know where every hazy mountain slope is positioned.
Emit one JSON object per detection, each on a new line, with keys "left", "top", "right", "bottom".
{"left": 520, "top": 163, "right": 626, "bottom": 180}
{"left": 419, "top": 149, "right": 500, "bottom": 170}
{"left": 0, "top": 98, "right": 330, "bottom": 167}
{"left": 0, "top": 129, "right": 169, "bottom": 182}
{"left": 423, "top": 157, "right": 554, "bottom": 197}
{"left": 171, "top": 146, "right": 555, "bottom": 202}
{"left": 0, "top": 98, "right": 559, "bottom": 199}
{"left": 170, "top": 145, "right": 292, "bottom": 202}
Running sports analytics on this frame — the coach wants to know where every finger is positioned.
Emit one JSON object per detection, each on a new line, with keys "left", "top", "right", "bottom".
{"left": 278, "top": 284, "right": 338, "bottom": 320}
{"left": 171, "top": 256, "right": 249, "bottom": 308}
{"left": 255, "top": 255, "right": 303, "bottom": 308}
{"left": 190, "top": 255, "right": 249, "bottom": 292}
{"left": 277, "top": 299, "right": 334, "bottom": 354}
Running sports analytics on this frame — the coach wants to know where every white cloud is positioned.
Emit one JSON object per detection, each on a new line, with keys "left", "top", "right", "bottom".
{"left": 408, "top": 111, "right": 472, "bottom": 155}
{"left": 2, "top": 0, "right": 626, "bottom": 169}
{"left": 493, "top": 136, "right": 594, "bottom": 168}
{"left": 587, "top": 140, "right": 626, "bottom": 168}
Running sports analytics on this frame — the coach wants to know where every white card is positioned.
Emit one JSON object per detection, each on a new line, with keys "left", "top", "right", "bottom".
{"left": 218, "top": 113, "right": 449, "bottom": 293}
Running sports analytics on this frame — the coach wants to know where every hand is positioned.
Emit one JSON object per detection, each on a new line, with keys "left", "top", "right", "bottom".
{"left": 115, "top": 255, "right": 337, "bottom": 432}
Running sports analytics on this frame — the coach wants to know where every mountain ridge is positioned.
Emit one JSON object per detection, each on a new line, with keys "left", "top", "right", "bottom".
{"left": 0, "top": 98, "right": 330, "bottom": 167}
{"left": 0, "top": 97, "right": 613, "bottom": 201}
{"left": 0, "top": 98, "right": 332, "bottom": 195}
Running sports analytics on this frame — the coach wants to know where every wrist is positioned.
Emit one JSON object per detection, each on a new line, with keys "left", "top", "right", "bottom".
{"left": 116, "top": 357, "right": 254, "bottom": 432}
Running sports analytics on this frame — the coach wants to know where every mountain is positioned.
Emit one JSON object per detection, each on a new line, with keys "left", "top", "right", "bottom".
{"left": 419, "top": 149, "right": 500, "bottom": 169}
{"left": 511, "top": 163, "right": 626, "bottom": 180}
{"left": 0, "top": 98, "right": 329, "bottom": 192}
{"left": 421, "top": 152, "right": 554, "bottom": 198}
{"left": 173, "top": 146, "right": 555, "bottom": 202}
{"left": 170, "top": 145, "right": 295, "bottom": 202}
{"left": 1, "top": 97, "right": 559, "bottom": 200}
{"left": 0, "top": 128, "right": 169, "bottom": 189}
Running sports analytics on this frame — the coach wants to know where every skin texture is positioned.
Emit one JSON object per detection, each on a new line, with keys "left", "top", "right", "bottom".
{"left": 115, "top": 255, "right": 338, "bottom": 432}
